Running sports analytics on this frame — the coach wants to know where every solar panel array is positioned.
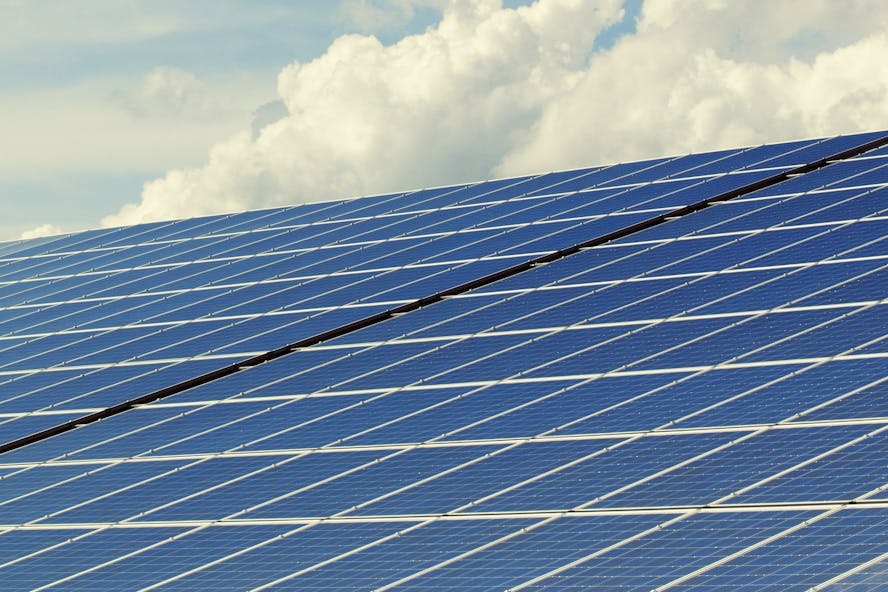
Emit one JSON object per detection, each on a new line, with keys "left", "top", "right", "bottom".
{"left": 0, "top": 130, "right": 886, "bottom": 590}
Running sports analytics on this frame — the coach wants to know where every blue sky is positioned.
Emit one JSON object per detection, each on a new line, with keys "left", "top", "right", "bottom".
{"left": 1, "top": 0, "right": 885, "bottom": 241}
{"left": 0, "top": 1, "right": 362, "bottom": 240}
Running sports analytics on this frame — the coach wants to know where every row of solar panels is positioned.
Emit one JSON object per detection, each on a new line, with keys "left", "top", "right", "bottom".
{"left": 0, "top": 131, "right": 886, "bottom": 590}
{"left": 0, "top": 509, "right": 885, "bottom": 589}
{"left": 1, "top": 135, "right": 885, "bottom": 426}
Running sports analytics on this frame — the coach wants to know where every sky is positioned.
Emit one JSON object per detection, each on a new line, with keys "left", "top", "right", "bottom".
{"left": 2, "top": 0, "right": 887, "bottom": 242}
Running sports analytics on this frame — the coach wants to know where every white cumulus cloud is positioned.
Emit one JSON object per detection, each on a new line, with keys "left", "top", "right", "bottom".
{"left": 339, "top": 0, "right": 447, "bottom": 33}
{"left": 102, "top": 0, "right": 888, "bottom": 229}
{"left": 19, "top": 223, "right": 63, "bottom": 240}
{"left": 112, "top": 67, "right": 228, "bottom": 120}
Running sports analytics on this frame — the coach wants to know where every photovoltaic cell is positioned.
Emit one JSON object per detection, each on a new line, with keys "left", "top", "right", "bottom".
{"left": 0, "top": 130, "right": 886, "bottom": 590}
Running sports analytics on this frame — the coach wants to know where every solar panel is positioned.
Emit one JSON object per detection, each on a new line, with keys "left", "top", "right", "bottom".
{"left": 0, "top": 130, "right": 886, "bottom": 590}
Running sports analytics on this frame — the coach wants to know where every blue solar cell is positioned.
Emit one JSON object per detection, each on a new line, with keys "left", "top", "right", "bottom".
{"left": 237, "top": 390, "right": 464, "bottom": 452}
{"left": 745, "top": 159, "right": 888, "bottom": 196}
{"left": 0, "top": 463, "right": 95, "bottom": 500}
{"left": 331, "top": 186, "right": 461, "bottom": 219}
{"left": 1, "top": 326, "right": 162, "bottom": 370}
{"left": 472, "top": 278, "right": 689, "bottom": 331}
{"left": 0, "top": 358, "right": 222, "bottom": 417}
{"left": 665, "top": 227, "right": 839, "bottom": 273}
{"left": 0, "top": 459, "right": 187, "bottom": 523}
{"left": 833, "top": 163, "right": 888, "bottom": 188}
{"left": 631, "top": 309, "right": 844, "bottom": 370}
{"left": 0, "top": 412, "right": 85, "bottom": 443}
{"left": 556, "top": 365, "right": 794, "bottom": 435}
{"left": 93, "top": 397, "right": 362, "bottom": 459}
{"left": 0, "top": 529, "right": 96, "bottom": 577}
{"left": 670, "top": 508, "right": 888, "bottom": 591}
{"left": 797, "top": 373, "right": 888, "bottom": 422}
{"left": 824, "top": 557, "right": 888, "bottom": 591}
{"left": 264, "top": 518, "right": 541, "bottom": 591}
{"left": 596, "top": 425, "right": 874, "bottom": 508}
{"left": 348, "top": 381, "right": 586, "bottom": 445}
{"left": 145, "top": 452, "right": 384, "bottom": 522}
{"left": 765, "top": 131, "right": 888, "bottom": 166}
{"left": 56, "top": 524, "right": 295, "bottom": 591}
{"left": 683, "top": 139, "right": 816, "bottom": 176}
{"left": 524, "top": 511, "right": 821, "bottom": 591}
{"left": 699, "top": 260, "right": 887, "bottom": 314}
{"left": 518, "top": 166, "right": 623, "bottom": 197}
{"left": 792, "top": 187, "right": 888, "bottom": 221}
{"left": 0, "top": 527, "right": 197, "bottom": 590}
{"left": 473, "top": 433, "right": 734, "bottom": 513}
{"left": 526, "top": 317, "right": 731, "bottom": 377}
{"left": 679, "top": 358, "right": 887, "bottom": 427}
{"left": 709, "top": 193, "right": 873, "bottom": 233}
{"left": 151, "top": 522, "right": 407, "bottom": 591}
{"left": 522, "top": 165, "right": 639, "bottom": 195}
{"left": 501, "top": 213, "right": 654, "bottom": 255}
{"left": 247, "top": 445, "right": 503, "bottom": 519}
{"left": 356, "top": 439, "right": 622, "bottom": 516}
{"left": 384, "top": 177, "right": 532, "bottom": 212}
{"left": 331, "top": 334, "right": 533, "bottom": 390}
{"left": 599, "top": 152, "right": 732, "bottom": 185}
{"left": 733, "top": 429, "right": 888, "bottom": 504}
{"left": 400, "top": 514, "right": 668, "bottom": 590}
{"left": 155, "top": 392, "right": 463, "bottom": 457}
{"left": 740, "top": 305, "right": 887, "bottom": 362}
{"left": 53, "top": 455, "right": 312, "bottom": 524}
{"left": 592, "top": 270, "right": 779, "bottom": 322}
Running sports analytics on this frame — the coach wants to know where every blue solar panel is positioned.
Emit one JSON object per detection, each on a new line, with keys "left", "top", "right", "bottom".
{"left": 0, "top": 130, "right": 886, "bottom": 590}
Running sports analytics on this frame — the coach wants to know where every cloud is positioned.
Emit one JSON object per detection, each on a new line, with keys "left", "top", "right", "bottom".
{"left": 0, "top": 79, "right": 262, "bottom": 179}
{"left": 102, "top": 0, "right": 888, "bottom": 229}
{"left": 497, "top": 38, "right": 888, "bottom": 173}
{"left": 338, "top": 0, "right": 441, "bottom": 33}
{"left": 0, "top": 1, "right": 183, "bottom": 51}
{"left": 102, "top": 0, "right": 623, "bottom": 227}
{"left": 251, "top": 100, "right": 289, "bottom": 139}
{"left": 19, "top": 223, "right": 62, "bottom": 240}
{"left": 111, "top": 67, "right": 227, "bottom": 120}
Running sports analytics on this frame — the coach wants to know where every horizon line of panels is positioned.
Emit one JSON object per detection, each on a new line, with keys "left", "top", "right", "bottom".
{"left": 1, "top": 140, "right": 848, "bottom": 306}
{"left": 3, "top": 144, "right": 886, "bottom": 293}
{"left": 2, "top": 132, "right": 880, "bottom": 264}
{"left": 2, "top": 133, "right": 883, "bottom": 441}
{"left": 3, "top": 134, "right": 884, "bottom": 322}
{"left": 0, "top": 137, "right": 885, "bottom": 589}
{"left": 4, "top": 130, "right": 888, "bottom": 264}
{"left": 3, "top": 150, "right": 880, "bottom": 442}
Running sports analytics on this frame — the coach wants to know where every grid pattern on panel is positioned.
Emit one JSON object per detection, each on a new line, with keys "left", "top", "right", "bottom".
{"left": 0, "top": 130, "right": 886, "bottom": 591}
